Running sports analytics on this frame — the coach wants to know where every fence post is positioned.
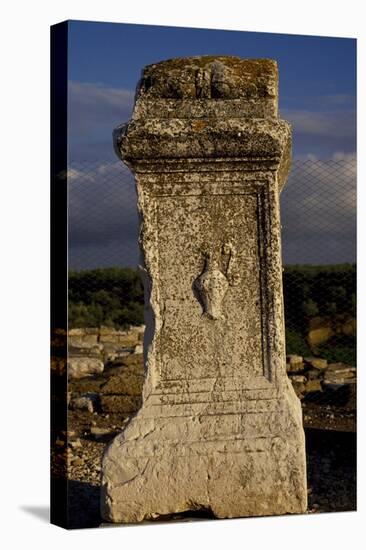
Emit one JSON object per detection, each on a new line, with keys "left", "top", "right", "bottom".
{"left": 101, "top": 56, "right": 307, "bottom": 522}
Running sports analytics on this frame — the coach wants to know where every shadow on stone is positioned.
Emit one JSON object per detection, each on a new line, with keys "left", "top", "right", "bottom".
{"left": 148, "top": 507, "right": 216, "bottom": 523}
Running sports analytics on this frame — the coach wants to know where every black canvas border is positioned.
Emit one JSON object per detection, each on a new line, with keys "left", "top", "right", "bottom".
{"left": 50, "top": 20, "right": 69, "bottom": 529}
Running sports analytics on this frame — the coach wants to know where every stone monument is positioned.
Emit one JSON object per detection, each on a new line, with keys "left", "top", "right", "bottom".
{"left": 101, "top": 56, "right": 307, "bottom": 522}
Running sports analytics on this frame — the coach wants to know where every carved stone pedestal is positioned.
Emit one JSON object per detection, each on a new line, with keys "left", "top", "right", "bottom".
{"left": 101, "top": 56, "right": 307, "bottom": 522}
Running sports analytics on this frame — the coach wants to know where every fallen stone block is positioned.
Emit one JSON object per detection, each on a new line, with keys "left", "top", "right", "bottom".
{"left": 305, "top": 379, "right": 322, "bottom": 393}
{"left": 306, "top": 368, "right": 323, "bottom": 380}
{"left": 69, "top": 393, "right": 99, "bottom": 413}
{"left": 100, "top": 395, "right": 141, "bottom": 415}
{"left": 68, "top": 357, "right": 104, "bottom": 379}
{"left": 286, "top": 354, "right": 304, "bottom": 373}
{"left": 291, "top": 381, "right": 306, "bottom": 398}
{"left": 68, "top": 328, "right": 99, "bottom": 346}
{"left": 289, "top": 374, "right": 306, "bottom": 384}
{"left": 101, "top": 368, "right": 144, "bottom": 396}
{"left": 326, "top": 363, "right": 356, "bottom": 379}
{"left": 304, "top": 357, "right": 328, "bottom": 370}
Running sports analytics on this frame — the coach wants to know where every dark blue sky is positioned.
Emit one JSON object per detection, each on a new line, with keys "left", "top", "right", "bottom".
{"left": 68, "top": 21, "right": 356, "bottom": 99}
{"left": 66, "top": 21, "right": 356, "bottom": 268}
{"left": 68, "top": 20, "right": 356, "bottom": 160}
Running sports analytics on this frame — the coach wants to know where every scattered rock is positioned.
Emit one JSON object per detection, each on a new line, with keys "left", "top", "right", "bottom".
{"left": 69, "top": 438, "right": 83, "bottom": 450}
{"left": 68, "top": 343, "right": 103, "bottom": 357}
{"left": 286, "top": 355, "right": 304, "bottom": 373}
{"left": 305, "top": 379, "right": 322, "bottom": 393}
{"left": 90, "top": 426, "right": 116, "bottom": 441}
{"left": 68, "top": 357, "right": 104, "bottom": 379}
{"left": 323, "top": 378, "right": 356, "bottom": 390}
{"left": 69, "top": 328, "right": 99, "bottom": 346}
{"left": 100, "top": 395, "right": 141, "bottom": 414}
{"left": 99, "top": 325, "right": 145, "bottom": 346}
{"left": 306, "top": 368, "right": 323, "bottom": 380}
{"left": 290, "top": 375, "right": 306, "bottom": 384}
{"left": 101, "top": 366, "right": 144, "bottom": 396}
{"left": 71, "top": 457, "right": 84, "bottom": 466}
{"left": 90, "top": 426, "right": 113, "bottom": 436}
{"left": 304, "top": 358, "right": 328, "bottom": 370}
{"left": 103, "top": 346, "right": 133, "bottom": 363}
{"left": 291, "top": 381, "right": 306, "bottom": 398}
{"left": 70, "top": 393, "right": 99, "bottom": 413}
{"left": 326, "top": 363, "right": 356, "bottom": 379}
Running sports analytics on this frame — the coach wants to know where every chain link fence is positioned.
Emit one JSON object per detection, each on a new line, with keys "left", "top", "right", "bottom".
{"left": 67, "top": 157, "right": 356, "bottom": 426}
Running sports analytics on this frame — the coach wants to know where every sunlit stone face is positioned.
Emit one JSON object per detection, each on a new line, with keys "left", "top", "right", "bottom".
{"left": 101, "top": 56, "right": 307, "bottom": 523}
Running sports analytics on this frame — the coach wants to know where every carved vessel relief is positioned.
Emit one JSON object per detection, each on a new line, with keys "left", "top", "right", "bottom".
{"left": 193, "top": 241, "right": 238, "bottom": 320}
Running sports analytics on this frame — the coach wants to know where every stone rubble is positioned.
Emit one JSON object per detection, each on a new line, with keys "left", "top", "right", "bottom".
{"left": 67, "top": 357, "right": 104, "bottom": 380}
{"left": 286, "top": 355, "right": 356, "bottom": 399}
{"left": 66, "top": 325, "right": 144, "bottom": 379}
{"left": 65, "top": 330, "right": 356, "bottom": 424}
{"left": 69, "top": 393, "right": 99, "bottom": 413}
{"left": 53, "top": 337, "right": 356, "bottom": 527}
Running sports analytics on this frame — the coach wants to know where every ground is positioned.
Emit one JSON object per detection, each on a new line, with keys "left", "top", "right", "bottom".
{"left": 51, "top": 375, "right": 356, "bottom": 528}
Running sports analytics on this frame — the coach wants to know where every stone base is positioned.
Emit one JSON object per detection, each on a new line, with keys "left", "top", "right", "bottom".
{"left": 101, "top": 384, "right": 307, "bottom": 523}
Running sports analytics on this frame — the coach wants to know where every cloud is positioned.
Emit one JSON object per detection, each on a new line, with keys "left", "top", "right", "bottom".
{"left": 68, "top": 155, "right": 356, "bottom": 269}
{"left": 281, "top": 108, "right": 356, "bottom": 138}
{"left": 281, "top": 154, "right": 356, "bottom": 264}
{"left": 68, "top": 81, "right": 135, "bottom": 142}
{"left": 322, "top": 94, "right": 355, "bottom": 107}
{"left": 279, "top": 105, "right": 356, "bottom": 158}
{"left": 68, "top": 161, "right": 139, "bottom": 269}
{"left": 66, "top": 80, "right": 356, "bottom": 268}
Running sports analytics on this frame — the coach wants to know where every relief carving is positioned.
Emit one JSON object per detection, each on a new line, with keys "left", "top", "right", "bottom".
{"left": 195, "top": 68, "right": 211, "bottom": 98}
{"left": 194, "top": 241, "right": 237, "bottom": 320}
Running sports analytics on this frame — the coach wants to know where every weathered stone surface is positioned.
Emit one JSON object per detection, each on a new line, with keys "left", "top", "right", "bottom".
{"left": 323, "top": 378, "right": 356, "bottom": 390}
{"left": 103, "top": 346, "right": 133, "bottom": 363}
{"left": 306, "top": 368, "right": 323, "bottom": 380}
{"left": 286, "top": 354, "right": 304, "bottom": 373}
{"left": 100, "top": 395, "right": 142, "bottom": 414}
{"left": 305, "top": 379, "right": 322, "bottom": 393}
{"left": 69, "top": 393, "right": 99, "bottom": 413}
{"left": 101, "top": 365, "right": 144, "bottom": 396}
{"left": 102, "top": 55, "right": 307, "bottom": 522}
{"left": 68, "top": 344, "right": 103, "bottom": 357}
{"left": 305, "top": 357, "right": 328, "bottom": 371}
{"left": 291, "top": 382, "right": 306, "bottom": 398}
{"left": 68, "top": 357, "right": 104, "bottom": 379}
{"left": 69, "top": 328, "right": 99, "bottom": 346}
{"left": 291, "top": 375, "right": 306, "bottom": 384}
{"left": 99, "top": 325, "right": 145, "bottom": 345}
{"left": 100, "top": 361, "right": 144, "bottom": 414}
{"left": 326, "top": 363, "right": 356, "bottom": 379}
